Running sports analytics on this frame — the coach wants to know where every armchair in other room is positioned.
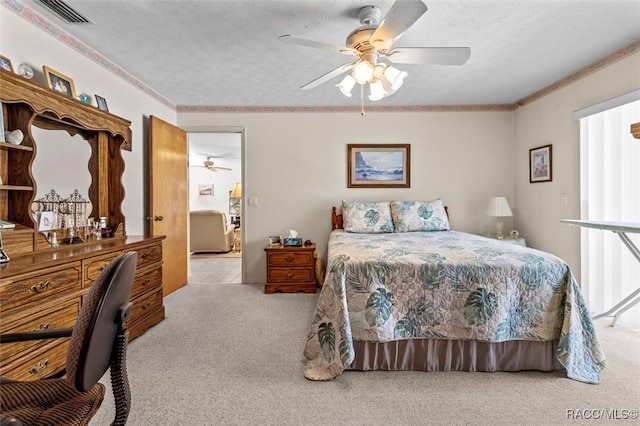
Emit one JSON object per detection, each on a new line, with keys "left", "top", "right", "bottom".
{"left": 0, "top": 251, "right": 138, "bottom": 426}
{"left": 190, "top": 209, "right": 235, "bottom": 253}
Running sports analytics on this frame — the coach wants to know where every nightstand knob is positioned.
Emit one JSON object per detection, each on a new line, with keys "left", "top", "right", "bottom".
{"left": 285, "top": 256, "right": 295, "bottom": 262}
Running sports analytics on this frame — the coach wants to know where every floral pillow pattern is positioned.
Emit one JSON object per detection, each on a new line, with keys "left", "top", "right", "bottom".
{"left": 342, "top": 201, "right": 393, "bottom": 233}
{"left": 390, "top": 199, "right": 450, "bottom": 232}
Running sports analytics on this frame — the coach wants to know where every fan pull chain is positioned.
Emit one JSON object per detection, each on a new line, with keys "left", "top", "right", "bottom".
{"left": 360, "top": 84, "right": 365, "bottom": 116}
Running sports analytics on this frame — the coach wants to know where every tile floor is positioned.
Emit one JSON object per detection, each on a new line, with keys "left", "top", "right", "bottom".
{"left": 188, "top": 255, "right": 242, "bottom": 284}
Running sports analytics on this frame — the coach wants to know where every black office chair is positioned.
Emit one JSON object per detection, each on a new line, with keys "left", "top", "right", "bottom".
{"left": 0, "top": 251, "right": 138, "bottom": 426}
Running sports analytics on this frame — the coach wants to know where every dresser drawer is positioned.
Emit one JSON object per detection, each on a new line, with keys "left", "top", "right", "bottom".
{"left": 83, "top": 252, "right": 122, "bottom": 286}
{"left": 266, "top": 250, "right": 314, "bottom": 267}
{"left": 0, "top": 263, "right": 82, "bottom": 312}
{"left": 0, "top": 340, "right": 69, "bottom": 381}
{"left": 267, "top": 267, "right": 315, "bottom": 283}
{"left": 0, "top": 297, "right": 80, "bottom": 363}
{"left": 130, "top": 266, "right": 162, "bottom": 299}
{"left": 130, "top": 287, "right": 163, "bottom": 322}
{"left": 135, "top": 244, "right": 162, "bottom": 269}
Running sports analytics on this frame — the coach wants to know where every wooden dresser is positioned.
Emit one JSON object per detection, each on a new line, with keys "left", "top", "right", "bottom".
{"left": 0, "top": 69, "right": 165, "bottom": 380}
{"left": 0, "top": 236, "right": 164, "bottom": 381}
{"left": 264, "top": 244, "right": 316, "bottom": 293}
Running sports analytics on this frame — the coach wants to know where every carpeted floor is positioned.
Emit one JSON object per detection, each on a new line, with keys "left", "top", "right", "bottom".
{"left": 91, "top": 259, "right": 640, "bottom": 426}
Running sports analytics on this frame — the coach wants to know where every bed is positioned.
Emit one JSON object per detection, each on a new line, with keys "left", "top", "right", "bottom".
{"left": 303, "top": 200, "right": 606, "bottom": 383}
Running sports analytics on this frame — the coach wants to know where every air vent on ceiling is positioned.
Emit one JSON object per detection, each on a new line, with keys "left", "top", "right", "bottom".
{"left": 36, "top": 0, "right": 93, "bottom": 24}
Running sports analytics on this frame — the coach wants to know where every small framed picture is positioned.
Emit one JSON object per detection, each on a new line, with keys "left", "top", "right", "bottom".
{"left": 198, "top": 183, "right": 214, "bottom": 197}
{"left": 37, "top": 211, "right": 57, "bottom": 232}
{"left": 95, "top": 94, "right": 109, "bottom": 111}
{"left": 0, "top": 54, "right": 14, "bottom": 73}
{"left": 529, "top": 144, "right": 552, "bottom": 183}
{"left": 268, "top": 236, "right": 282, "bottom": 246}
{"left": 43, "top": 65, "right": 76, "bottom": 98}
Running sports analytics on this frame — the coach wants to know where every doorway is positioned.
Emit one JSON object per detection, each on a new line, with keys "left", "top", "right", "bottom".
{"left": 187, "top": 130, "right": 244, "bottom": 283}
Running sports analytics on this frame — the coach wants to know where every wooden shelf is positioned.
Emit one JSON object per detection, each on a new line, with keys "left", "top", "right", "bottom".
{"left": 0, "top": 142, "right": 33, "bottom": 152}
{"left": 0, "top": 185, "right": 34, "bottom": 191}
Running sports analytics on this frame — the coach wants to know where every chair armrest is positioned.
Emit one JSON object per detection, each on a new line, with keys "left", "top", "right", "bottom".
{"left": 0, "top": 328, "right": 73, "bottom": 343}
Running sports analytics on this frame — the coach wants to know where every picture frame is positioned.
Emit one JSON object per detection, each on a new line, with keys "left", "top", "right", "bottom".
{"left": 347, "top": 144, "right": 410, "bottom": 188}
{"left": 37, "top": 211, "right": 57, "bottom": 232}
{"left": 0, "top": 54, "right": 14, "bottom": 73}
{"left": 268, "top": 236, "right": 282, "bottom": 246}
{"left": 95, "top": 94, "right": 109, "bottom": 112}
{"left": 197, "top": 183, "right": 214, "bottom": 197}
{"left": 529, "top": 144, "right": 552, "bottom": 183}
{"left": 43, "top": 66, "right": 76, "bottom": 98}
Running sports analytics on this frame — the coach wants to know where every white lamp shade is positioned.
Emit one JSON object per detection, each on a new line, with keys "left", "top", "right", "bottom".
{"left": 485, "top": 196, "right": 512, "bottom": 217}
{"left": 352, "top": 60, "right": 374, "bottom": 84}
{"left": 336, "top": 74, "right": 356, "bottom": 97}
{"left": 368, "top": 80, "right": 388, "bottom": 101}
{"left": 384, "top": 66, "right": 408, "bottom": 90}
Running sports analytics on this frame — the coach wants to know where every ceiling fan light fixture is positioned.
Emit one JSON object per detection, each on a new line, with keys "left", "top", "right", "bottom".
{"left": 352, "top": 60, "right": 375, "bottom": 84}
{"left": 336, "top": 74, "right": 356, "bottom": 97}
{"left": 368, "top": 79, "right": 388, "bottom": 101}
{"left": 384, "top": 66, "right": 408, "bottom": 90}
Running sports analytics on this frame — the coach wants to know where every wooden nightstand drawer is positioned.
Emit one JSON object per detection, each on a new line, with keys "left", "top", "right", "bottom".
{"left": 266, "top": 250, "right": 314, "bottom": 267}
{"left": 267, "top": 267, "right": 315, "bottom": 283}
{"left": 0, "top": 263, "right": 82, "bottom": 312}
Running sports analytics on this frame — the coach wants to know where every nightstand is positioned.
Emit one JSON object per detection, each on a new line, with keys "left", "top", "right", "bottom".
{"left": 494, "top": 237, "right": 527, "bottom": 247}
{"left": 264, "top": 244, "right": 316, "bottom": 293}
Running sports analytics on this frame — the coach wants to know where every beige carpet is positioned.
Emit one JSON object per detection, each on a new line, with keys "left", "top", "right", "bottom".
{"left": 92, "top": 282, "right": 640, "bottom": 426}
{"left": 190, "top": 251, "right": 242, "bottom": 258}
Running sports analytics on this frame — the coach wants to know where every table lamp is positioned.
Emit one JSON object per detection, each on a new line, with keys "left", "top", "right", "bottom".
{"left": 485, "top": 196, "right": 512, "bottom": 239}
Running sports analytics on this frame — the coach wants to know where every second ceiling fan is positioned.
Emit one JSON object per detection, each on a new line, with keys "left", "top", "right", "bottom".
{"left": 279, "top": 0, "right": 470, "bottom": 101}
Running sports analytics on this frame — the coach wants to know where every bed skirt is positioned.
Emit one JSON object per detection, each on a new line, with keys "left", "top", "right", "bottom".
{"left": 348, "top": 339, "right": 564, "bottom": 373}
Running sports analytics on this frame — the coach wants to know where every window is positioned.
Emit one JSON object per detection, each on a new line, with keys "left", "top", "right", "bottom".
{"left": 579, "top": 99, "right": 640, "bottom": 328}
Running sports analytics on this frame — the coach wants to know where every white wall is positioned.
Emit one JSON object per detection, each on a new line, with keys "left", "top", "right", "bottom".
{"left": 513, "top": 52, "right": 640, "bottom": 279}
{"left": 179, "top": 111, "right": 515, "bottom": 283}
{"left": 0, "top": 9, "right": 176, "bottom": 236}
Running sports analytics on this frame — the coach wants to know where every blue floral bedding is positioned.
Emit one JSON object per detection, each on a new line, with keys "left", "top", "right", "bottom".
{"left": 303, "top": 230, "right": 606, "bottom": 383}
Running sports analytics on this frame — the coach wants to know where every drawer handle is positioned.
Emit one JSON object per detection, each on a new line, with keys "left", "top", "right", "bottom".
{"left": 29, "top": 358, "right": 50, "bottom": 375}
{"left": 31, "top": 281, "right": 50, "bottom": 293}
{"left": 286, "top": 273, "right": 294, "bottom": 279}
{"left": 141, "top": 302, "right": 151, "bottom": 311}
{"left": 141, "top": 279, "right": 150, "bottom": 286}
{"left": 33, "top": 323, "right": 50, "bottom": 331}
{"left": 285, "top": 256, "right": 295, "bottom": 262}
{"left": 141, "top": 252, "right": 151, "bottom": 259}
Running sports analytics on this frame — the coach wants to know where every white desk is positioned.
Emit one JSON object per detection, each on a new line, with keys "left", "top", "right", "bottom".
{"left": 562, "top": 219, "right": 640, "bottom": 326}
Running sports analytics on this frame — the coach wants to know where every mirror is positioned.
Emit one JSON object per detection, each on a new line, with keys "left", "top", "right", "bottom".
{"left": 30, "top": 125, "right": 92, "bottom": 232}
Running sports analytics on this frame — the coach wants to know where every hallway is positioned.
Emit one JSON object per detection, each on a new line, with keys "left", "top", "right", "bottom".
{"left": 189, "top": 256, "right": 242, "bottom": 284}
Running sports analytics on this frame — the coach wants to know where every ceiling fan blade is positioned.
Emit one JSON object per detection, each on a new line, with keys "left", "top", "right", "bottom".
{"left": 215, "top": 166, "right": 232, "bottom": 171}
{"left": 385, "top": 47, "right": 471, "bottom": 65}
{"left": 369, "top": 0, "right": 428, "bottom": 51}
{"left": 301, "top": 62, "right": 355, "bottom": 90}
{"left": 278, "top": 34, "right": 359, "bottom": 57}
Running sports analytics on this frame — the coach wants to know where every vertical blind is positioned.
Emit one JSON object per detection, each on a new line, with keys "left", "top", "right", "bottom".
{"left": 579, "top": 99, "right": 640, "bottom": 328}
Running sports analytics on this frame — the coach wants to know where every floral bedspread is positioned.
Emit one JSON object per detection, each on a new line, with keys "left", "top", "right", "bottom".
{"left": 303, "top": 230, "right": 606, "bottom": 383}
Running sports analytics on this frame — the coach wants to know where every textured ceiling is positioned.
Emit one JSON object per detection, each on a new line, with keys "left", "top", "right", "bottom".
{"left": 16, "top": 0, "right": 640, "bottom": 108}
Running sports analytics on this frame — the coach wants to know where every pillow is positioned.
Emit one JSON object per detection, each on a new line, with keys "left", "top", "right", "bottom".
{"left": 390, "top": 199, "right": 450, "bottom": 232}
{"left": 342, "top": 201, "right": 393, "bottom": 233}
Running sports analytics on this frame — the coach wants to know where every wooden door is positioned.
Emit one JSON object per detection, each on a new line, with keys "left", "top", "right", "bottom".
{"left": 149, "top": 116, "right": 188, "bottom": 296}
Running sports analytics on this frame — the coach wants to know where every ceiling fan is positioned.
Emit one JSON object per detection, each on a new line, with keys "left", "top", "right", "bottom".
{"left": 194, "top": 157, "right": 232, "bottom": 172}
{"left": 278, "top": 0, "right": 470, "bottom": 101}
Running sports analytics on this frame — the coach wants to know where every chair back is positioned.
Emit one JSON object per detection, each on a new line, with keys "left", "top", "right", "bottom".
{"left": 66, "top": 252, "right": 137, "bottom": 392}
